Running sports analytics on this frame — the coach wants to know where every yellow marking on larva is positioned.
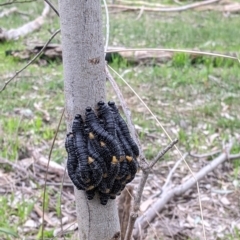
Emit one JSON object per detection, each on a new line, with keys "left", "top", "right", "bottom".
{"left": 89, "top": 132, "right": 95, "bottom": 139}
{"left": 87, "top": 185, "right": 95, "bottom": 190}
{"left": 121, "top": 181, "right": 127, "bottom": 185}
{"left": 111, "top": 156, "right": 118, "bottom": 164}
{"left": 119, "top": 156, "right": 125, "bottom": 162}
{"left": 106, "top": 188, "right": 110, "bottom": 193}
{"left": 126, "top": 174, "right": 131, "bottom": 180}
{"left": 103, "top": 173, "right": 108, "bottom": 178}
{"left": 126, "top": 156, "right": 133, "bottom": 162}
{"left": 86, "top": 179, "right": 91, "bottom": 183}
{"left": 88, "top": 156, "right": 94, "bottom": 164}
{"left": 100, "top": 141, "right": 106, "bottom": 147}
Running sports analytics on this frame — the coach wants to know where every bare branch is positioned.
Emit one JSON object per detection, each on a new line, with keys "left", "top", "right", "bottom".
{"left": 0, "top": 0, "right": 36, "bottom": 6}
{"left": 161, "top": 152, "right": 188, "bottom": 191}
{"left": 189, "top": 150, "right": 221, "bottom": 158}
{"left": 0, "top": 29, "right": 60, "bottom": 93}
{"left": 106, "top": 47, "right": 238, "bottom": 61}
{"left": 229, "top": 154, "right": 240, "bottom": 160}
{"left": 107, "top": 0, "right": 220, "bottom": 12}
{"left": 41, "top": 108, "right": 65, "bottom": 239}
{"left": 0, "top": 7, "right": 17, "bottom": 18}
{"left": 116, "top": 0, "right": 167, "bottom": 7}
{"left": 0, "top": 2, "right": 50, "bottom": 41}
{"left": 44, "top": 0, "right": 59, "bottom": 16}
{"left": 150, "top": 139, "right": 178, "bottom": 168}
{"left": 133, "top": 141, "right": 235, "bottom": 238}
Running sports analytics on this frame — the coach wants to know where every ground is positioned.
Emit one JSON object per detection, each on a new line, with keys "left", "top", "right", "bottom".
{"left": 0, "top": 0, "right": 240, "bottom": 239}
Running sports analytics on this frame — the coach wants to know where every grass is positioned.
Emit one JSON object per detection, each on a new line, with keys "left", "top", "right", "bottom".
{"left": 0, "top": 0, "right": 240, "bottom": 239}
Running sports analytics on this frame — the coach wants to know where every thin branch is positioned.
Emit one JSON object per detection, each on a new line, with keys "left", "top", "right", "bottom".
{"left": 107, "top": 0, "right": 220, "bottom": 12}
{"left": 229, "top": 154, "right": 240, "bottom": 160}
{"left": 0, "top": 29, "right": 60, "bottom": 93}
{"left": 133, "top": 141, "right": 235, "bottom": 238}
{"left": 59, "top": 166, "right": 67, "bottom": 239}
{"left": 41, "top": 108, "right": 65, "bottom": 240}
{"left": 0, "top": 7, "right": 17, "bottom": 18}
{"left": 105, "top": 48, "right": 239, "bottom": 61}
{"left": 162, "top": 152, "right": 188, "bottom": 190}
{"left": 116, "top": 0, "right": 167, "bottom": 8}
{"left": 0, "top": 0, "right": 36, "bottom": 6}
{"left": 150, "top": 139, "right": 178, "bottom": 168}
{"left": 189, "top": 150, "right": 221, "bottom": 158}
{"left": 135, "top": 6, "right": 144, "bottom": 21}
{"left": 124, "top": 171, "right": 148, "bottom": 240}
{"left": 0, "top": 2, "right": 50, "bottom": 41}
{"left": 44, "top": 0, "right": 59, "bottom": 16}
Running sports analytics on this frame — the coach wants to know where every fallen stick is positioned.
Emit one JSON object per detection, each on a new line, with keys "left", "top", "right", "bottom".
{"left": 133, "top": 141, "right": 240, "bottom": 238}
{"left": 107, "top": 0, "right": 220, "bottom": 12}
{"left": 0, "top": 2, "right": 50, "bottom": 41}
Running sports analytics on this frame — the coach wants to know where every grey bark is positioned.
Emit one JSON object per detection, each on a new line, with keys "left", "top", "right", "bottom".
{"left": 58, "top": 0, "right": 120, "bottom": 239}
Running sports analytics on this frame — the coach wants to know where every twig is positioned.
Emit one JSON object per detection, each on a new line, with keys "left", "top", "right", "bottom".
{"left": 41, "top": 107, "right": 65, "bottom": 240}
{"left": 107, "top": 0, "right": 220, "bottom": 12}
{"left": 0, "top": 0, "right": 36, "bottom": 6}
{"left": 189, "top": 149, "right": 221, "bottom": 158}
{"left": 44, "top": 0, "right": 59, "bottom": 16}
{"left": 106, "top": 65, "right": 147, "bottom": 166}
{"left": 162, "top": 152, "right": 188, "bottom": 190}
{"left": 0, "top": 2, "right": 50, "bottom": 41}
{"left": 59, "top": 166, "right": 67, "bottom": 239}
{"left": 0, "top": 29, "right": 60, "bottom": 93}
{"left": 135, "top": 6, "right": 144, "bottom": 21}
{"left": 124, "top": 171, "right": 148, "bottom": 240}
{"left": 106, "top": 47, "right": 238, "bottom": 61}
{"left": 150, "top": 139, "right": 178, "bottom": 168}
{"left": 133, "top": 141, "right": 235, "bottom": 238}
{"left": 0, "top": 7, "right": 17, "bottom": 18}
{"left": 116, "top": 0, "right": 166, "bottom": 8}
{"left": 228, "top": 154, "right": 240, "bottom": 160}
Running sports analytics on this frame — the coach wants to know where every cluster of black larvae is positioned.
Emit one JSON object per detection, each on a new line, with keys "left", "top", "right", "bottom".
{"left": 65, "top": 101, "right": 139, "bottom": 205}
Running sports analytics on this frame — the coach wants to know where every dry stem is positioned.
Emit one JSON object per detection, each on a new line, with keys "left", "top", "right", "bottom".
{"left": 107, "top": 0, "right": 220, "bottom": 12}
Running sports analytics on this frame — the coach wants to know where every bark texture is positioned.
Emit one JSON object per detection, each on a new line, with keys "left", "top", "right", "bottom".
{"left": 58, "top": 0, "right": 120, "bottom": 239}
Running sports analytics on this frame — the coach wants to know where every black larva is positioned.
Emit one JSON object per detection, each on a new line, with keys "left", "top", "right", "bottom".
{"left": 65, "top": 101, "right": 139, "bottom": 205}
{"left": 108, "top": 101, "right": 139, "bottom": 157}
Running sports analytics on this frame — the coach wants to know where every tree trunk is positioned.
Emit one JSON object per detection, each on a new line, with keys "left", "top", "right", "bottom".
{"left": 58, "top": 0, "right": 120, "bottom": 239}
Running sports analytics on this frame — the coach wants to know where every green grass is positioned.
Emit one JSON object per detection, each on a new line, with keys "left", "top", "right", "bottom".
{"left": 0, "top": 194, "right": 35, "bottom": 240}
{"left": 0, "top": 0, "right": 240, "bottom": 239}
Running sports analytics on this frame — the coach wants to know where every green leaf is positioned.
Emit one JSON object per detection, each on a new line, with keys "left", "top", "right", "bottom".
{"left": 0, "top": 227, "right": 18, "bottom": 237}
